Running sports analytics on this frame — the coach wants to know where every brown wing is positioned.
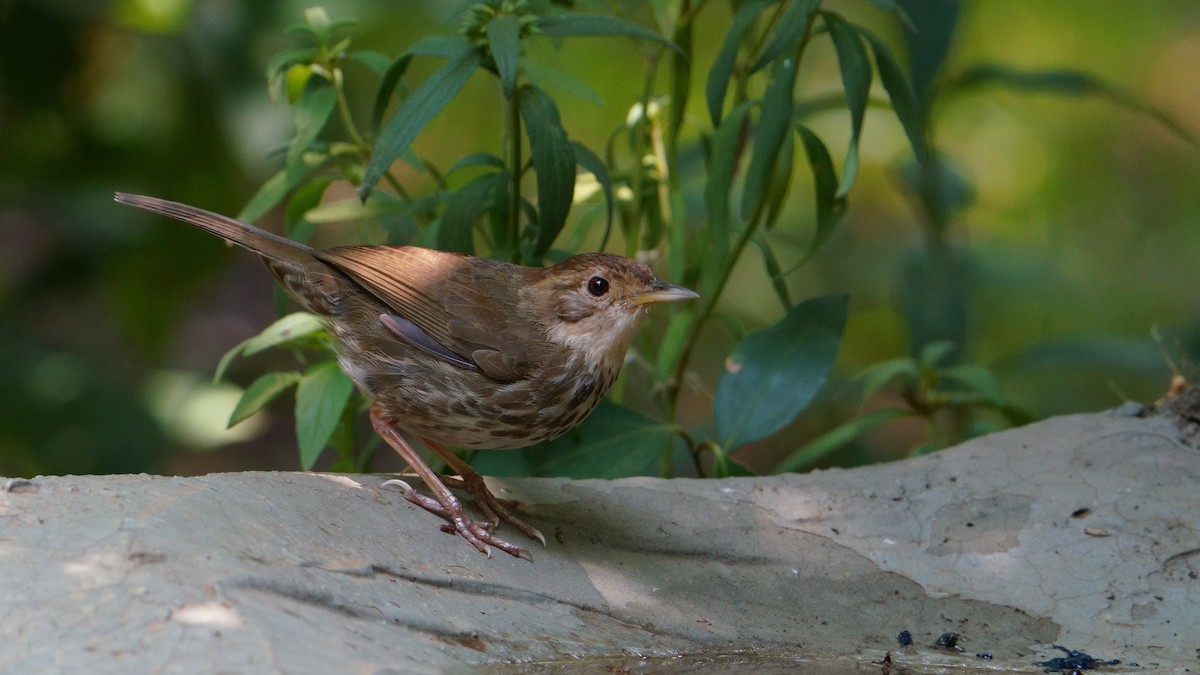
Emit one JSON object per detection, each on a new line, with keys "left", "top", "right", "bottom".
{"left": 315, "top": 245, "right": 543, "bottom": 382}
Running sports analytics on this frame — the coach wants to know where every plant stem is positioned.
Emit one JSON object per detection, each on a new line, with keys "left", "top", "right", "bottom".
{"left": 335, "top": 84, "right": 367, "bottom": 153}
{"left": 664, "top": 11, "right": 818, "bottom": 419}
{"left": 507, "top": 88, "right": 522, "bottom": 258}
{"left": 626, "top": 54, "right": 661, "bottom": 257}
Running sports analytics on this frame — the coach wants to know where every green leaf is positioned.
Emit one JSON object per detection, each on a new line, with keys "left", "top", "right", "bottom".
{"left": 945, "top": 64, "right": 1197, "bottom": 146}
{"left": 822, "top": 11, "right": 871, "bottom": 198}
{"left": 346, "top": 50, "right": 392, "bottom": 74}
{"left": 748, "top": 0, "right": 818, "bottom": 74}
{"left": 295, "top": 361, "right": 355, "bottom": 470}
{"left": 854, "top": 25, "right": 927, "bottom": 162}
{"left": 287, "top": 79, "right": 337, "bottom": 186}
{"left": 244, "top": 312, "right": 326, "bottom": 357}
{"left": 741, "top": 56, "right": 797, "bottom": 220}
{"left": 571, "top": 141, "right": 613, "bottom": 238}
{"left": 487, "top": 14, "right": 522, "bottom": 99}
{"left": 701, "top": 99, "right": 755, "bottom": 297}
{"left": 228, "top": 371, "right": 302, "bottom": 427}
{"left": 438, "top": 171, "right": 506, "bottom": 254}
{"left": 655, "top": 309, "right": 694, "bottom": 384}
{"left": 772, "top": 408, "right": 910, "bottom": 473}
{"left": 266, "top": 47, "right": 319, "bottom": 96}
{"left": 713, "top": 293, "right": 848, "bottom": 449}
{"left": 896, "top": 0, "right": 960, "bottom": 112}
{"left": 524, "top": 61, "right": 605, "bottom": 106}
{"left": 213, "top": 312, "right": 327, "bottom": 384}
{"left": 795, "top": 125, "right": 846, "bottom": 260}
{"left": 371, "top": 34, "right": 473, "bottom": 133}
{"left": 446, "top": 152, "right": 506, "bottom": 176}
{"left": 667, "top": 13, "right": 692, "bottom": 162}
{"left": 941, "top": 364, "right": 1005, "bottom": 406}
{"left": 857, "top": 356, "right": 919, "bottom": 403}
{"left": 519, "top": 85, "right": 576, "bottom": 257}
{"left": 285, "top": 178, "right": 331, "bottom": 243}
{"left": 750, "top": 234, "right": 792, "bottom": 309}
{"left": 471, "top": 401, "right": 673, "bottom": 479}
{"left": 360, "top": 44, "right": 483, "bottom": 199}
{"left": 706, "top": 0, "right": 773, "bottom": 126}
{"left": 302, "top": 190, "right": 410, "bottom": 224}
{"left": 762, "top": 129, "right": 795, "bottom": 230}
{"left": 533, "top": 14, "right": 684, "bottom": 56}
{"left": 237, "top": 152, "right": 331, "bottom": 224}
{"left": 918, "top": 339, "right": 957, "bottom": 369}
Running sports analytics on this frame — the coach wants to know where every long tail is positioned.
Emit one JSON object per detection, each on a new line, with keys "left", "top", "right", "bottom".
{"left": 114, "top": 193, "right": 316, "bottom": 266}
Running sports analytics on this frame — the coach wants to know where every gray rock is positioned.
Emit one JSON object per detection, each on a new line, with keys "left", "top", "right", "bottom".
{"left": 2, "top": 408, "right": 1196, "bottom": 672}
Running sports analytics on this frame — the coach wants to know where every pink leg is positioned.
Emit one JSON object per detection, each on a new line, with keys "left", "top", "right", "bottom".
{"left": 369, "top": 406, "right": 531, "bottom": 560}
{"left": 424, "top": 440, "right": 546, "bottom": 547}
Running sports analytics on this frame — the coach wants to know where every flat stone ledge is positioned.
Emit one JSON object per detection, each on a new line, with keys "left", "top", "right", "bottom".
{"left": 1, "top": 406, "right": 1197, "bottom": 672}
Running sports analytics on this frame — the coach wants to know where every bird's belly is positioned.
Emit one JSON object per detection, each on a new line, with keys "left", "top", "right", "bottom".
{"left": 344, "top": 350, "right": 614, "bottom": 450}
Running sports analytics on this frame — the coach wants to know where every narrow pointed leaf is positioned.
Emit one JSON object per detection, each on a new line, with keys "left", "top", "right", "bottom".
{"left": 487, "top": 14, "right": 521, "bottom": 99}
{"left": 667, "top": 14, "right": 692, "bottom": 161}
{"left": 822, "top": 11, "right": 872, "bottom": 197}
{"left": 706, "top": 0, "right": 773, "bottom": 126}
{"left": 524, "top": 61, "right": 605, "bottom": 106}
{"left": 533, "top": 14, "right": 683, "bottom": 55}
{"left": 946, "top": 64, "right": 1197, "bottom": 146}
{"left": 360, "top": 45, "right": 482, "bottom": 199}
{"left": 243, "top": 312, "right": 327, "bottom": 357}
{"left": 228, "top": 371, "right": 302, "bottom": 427}
{"left": 239, "top": 151, "right": 330, "bottom": 225}
{"left": 295, "top": 361, "right": 355, "bottom": 470}
{"left": 748, "top": 0, "right": 819, "bottom": 74}
{"left": 213, "top": 312, "right": 327, "bottom": 384}
{"left": 762, "top": 120, "right": 795, "bottom": 230}
{"left": 857, "top": 356, "right": 919, "bottom": 403}
{"left": 701, "top": 99, "right": 755, "bottom": 297}
{"left": 438, "top": 171, "right": 506, "bottom": 254}
{"left": 571, "top": 141, "right": 613, "bottom": 236}
{"left": 772, "top": 408, "right": 910, "bottom": 473}
{"left": 371, "top": 34, "right": 473, "bottom": 132}
{"left": 285, "top": 178, "right": 331, "bottom": 243}
{"left": 346, "top": 50, "right": 391, "bottom": 75}
{"left": 941, "top": 363, "right": 1006, "bottom": 407}
{"left": 854, "top": 25, "right": 927, "bottom": 162}
{"left": 655, "top": 309, "right": 694, "bottom": 384}
{"left": 795, "top": 125, "right": 846, "bottom": 260}
{"left": 446, "top": 152, "right": 506, "bottom": 176}
{"left": 471, "top": 401, "right": 672, "bottom": 479}
{"left": 714, "top": 293, "right": 848, "bottom": 449}
{"left": 751, "top": 234, "right": 792, "bottom": 309}
{"left": 741, "top": 56, "right": 797, "bottom": 219}
{"left": 519, "top": 85, "right": 576, "bottom": 257}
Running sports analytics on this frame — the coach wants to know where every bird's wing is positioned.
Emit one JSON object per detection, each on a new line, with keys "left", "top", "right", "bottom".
{"left": 315, "top": 246, "right": 543, "bottom": 382}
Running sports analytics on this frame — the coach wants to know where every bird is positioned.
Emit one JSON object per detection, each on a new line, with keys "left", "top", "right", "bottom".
{"left": 114, "top": 193, "right": 698, "bottom": 559}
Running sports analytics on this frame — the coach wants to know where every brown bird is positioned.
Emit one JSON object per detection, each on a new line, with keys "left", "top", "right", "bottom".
{"left": 114, "top": 193, "right": 698, "bottom": 559}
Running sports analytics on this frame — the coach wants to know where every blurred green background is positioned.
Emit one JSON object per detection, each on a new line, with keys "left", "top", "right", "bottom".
{"left": 1, "top": 0, "right": 1197, "bottom": 477}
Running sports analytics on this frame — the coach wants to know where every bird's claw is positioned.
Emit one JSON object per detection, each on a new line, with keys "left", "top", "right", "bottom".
{"left": 385, "top": 476, "right": 531, "bottom": 560}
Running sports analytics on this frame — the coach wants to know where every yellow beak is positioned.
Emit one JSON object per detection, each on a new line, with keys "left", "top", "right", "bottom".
{"left": 628, "top": 280, "right": 700, "bottom": 305}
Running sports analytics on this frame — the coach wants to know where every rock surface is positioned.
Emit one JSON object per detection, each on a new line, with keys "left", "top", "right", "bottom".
{"left": 2, "top": 405, "right": 1198, "bottom": 672}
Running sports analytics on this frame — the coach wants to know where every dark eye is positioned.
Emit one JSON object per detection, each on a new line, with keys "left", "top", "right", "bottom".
{"left": 586, "top": 276, "right": 609, "bottom": 297}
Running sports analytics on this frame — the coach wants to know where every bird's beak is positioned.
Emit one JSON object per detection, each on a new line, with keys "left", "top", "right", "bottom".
{"left": 628, "top": 280, "right": 700, "bottom": 305}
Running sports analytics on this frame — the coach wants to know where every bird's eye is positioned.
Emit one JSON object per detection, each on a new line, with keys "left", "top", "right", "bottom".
{"left": 586, "top": 276, "right": 609, "bottom": 297}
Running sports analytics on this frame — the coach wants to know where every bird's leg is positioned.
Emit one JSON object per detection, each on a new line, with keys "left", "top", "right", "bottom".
{"left": 369, "top": 406, "right": 530, "bottom": 560}
{"left": 423, "top": 440, "right": 547, "bottom": 547}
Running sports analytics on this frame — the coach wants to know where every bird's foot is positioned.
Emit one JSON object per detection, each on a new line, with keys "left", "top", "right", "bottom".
{"left": 381, "top": 478, "right": 530, "bottom": 560}
{"left": 439, "top": 472, "right": 546, "bottom": 547}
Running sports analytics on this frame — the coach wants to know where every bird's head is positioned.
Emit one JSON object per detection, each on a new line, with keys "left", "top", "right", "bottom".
{"left": 529, "top": 253, "right": 698, "bottom": 368}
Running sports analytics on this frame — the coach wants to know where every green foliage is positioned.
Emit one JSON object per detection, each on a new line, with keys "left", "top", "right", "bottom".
{"left": 211, "top": 0, "right": 1187, "bottom": 476}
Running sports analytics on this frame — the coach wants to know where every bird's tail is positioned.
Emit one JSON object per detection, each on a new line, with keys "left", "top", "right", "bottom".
{"left": 114, "top": 193, "right": 316, "bottom": 267}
